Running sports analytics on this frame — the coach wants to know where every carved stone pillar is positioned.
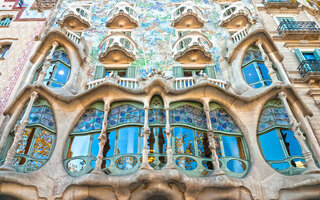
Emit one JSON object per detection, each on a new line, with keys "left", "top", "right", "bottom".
{"left": 0, "top": 91, "right": 38, "bottom": 171}
{"left": 203, "top": 100, "right": 225, "bottom": 176}
{"left": 36, "top": 41, "right": 59, "bottom": 84}
{"left": 92, "top": 102, "right": 110, "bottom": 174}
{"left": 255, "top": 40, "right": 281, "bottom": 84}
{"left": 278, "top": 92, "right": 319, "bottom": 173}
{"left": 163, "top": 108, "right": 176, "bottom": 169}
{"left": 140, "top": 106, "right": 152, "bottom": 170}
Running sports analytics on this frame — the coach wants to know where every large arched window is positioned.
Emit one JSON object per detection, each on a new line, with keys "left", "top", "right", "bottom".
{"left": 210, "top": 103, "right": 249, "bottom": 178}
{"left": 0, "top": 99, "right": 56, "bottom": 173}
{"left": 102, "top": 102, "right": 144, "bottom": 175}
{"left": 64, "top": 102, "right": 104, "bottom": 176}
{"left": 169, "top": 102, "right": 210, "bottom": 177}
{"left": 33, "top": 46, "right": 71, "bottom": 88}
{"left": 147, "top": 96, "right": 167, "bottom": 169}
{"left": 241, "top": 45, "right": 272, "bottom": 89}
{"left": 257, "top": 99, "right": 306, "bottom": 175}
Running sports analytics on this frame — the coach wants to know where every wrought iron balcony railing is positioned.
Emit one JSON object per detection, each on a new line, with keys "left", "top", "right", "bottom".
{"left": 277, "top": 21, "right": 320, "bottom": 35}
{"left": 298, "top": 60, "right": 320, "bottom": 78}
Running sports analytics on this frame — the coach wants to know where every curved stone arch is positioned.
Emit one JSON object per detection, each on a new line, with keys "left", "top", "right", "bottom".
{"left": 0, "top": 182, "right": 39, "bottom": 200}
{"left": 208, "top": 101, "right": 251, "bottom": 178}
{"left": 26, "top": 30, "right": 85, "bottom": 91}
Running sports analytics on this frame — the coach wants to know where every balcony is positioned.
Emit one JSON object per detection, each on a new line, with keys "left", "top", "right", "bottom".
{"left": 298, "top": 60, "right": 320, "bottom": 81}
{"left": 262, "top": 0, "right": 299, "bottom": 9}
{"left": 171, "top": 1, "right": 205, "bottom": 28}
{"left": 106, "top": 2, "right": 138, "bottom": 29}
{"left": 99, "top": 32, "right": 138, "bottom": 65}
{"left": 59, "top": 7, "right": 91, "bottom": 30}
{"left": 277, "top": 21, "right": 320, "bottom": 40}
{"left": 219, "top": 2, "right": 253, "bottom": 31}
{"left": 172, "top": 31, "right": 212, "bottom": 64}
{"left": 86, "top": 73, "right": 227, "bottom": 91}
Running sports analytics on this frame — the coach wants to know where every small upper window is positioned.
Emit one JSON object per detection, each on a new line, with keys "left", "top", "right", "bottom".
{"left": 0, "top": 45, "right": 11, "bottom": 58}
{"left": 0, "top": 17, "right": 12, "bottom": 26}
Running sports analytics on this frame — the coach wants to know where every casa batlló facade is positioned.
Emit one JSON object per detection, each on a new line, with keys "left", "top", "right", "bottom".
{"left": 0, "top": 0, "right": 320, "bottom": 199}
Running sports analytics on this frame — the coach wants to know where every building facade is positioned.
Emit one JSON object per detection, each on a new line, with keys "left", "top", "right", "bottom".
{"left": 0, "top": 0, "right": 320, "bottom": 199}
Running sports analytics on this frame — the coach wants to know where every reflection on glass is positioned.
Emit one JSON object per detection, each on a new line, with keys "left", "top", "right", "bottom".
{"left": 259, "top": 130, "right": 285, "bottom": 161}
{"left": 175, "top": 157, "right": 197, "bottom": 170}
{"left": 117, "top": 127, "right": 139, "bottom": 155}
{"left": 271, "top": 162, "right": 290, "bottom": 170}
{"left": 103, "top": 131, "right": 116, "bottom": 157}
{"left": 291, "top": 158, "right": 306, "bottom": 168}
{"left": 91, "top": 134, "right": 100, "bottom": 157}
{"left": 115, "top": 156, "right": 138, "bottom": 170}
{"left": 158, "top": 128, "right": 166, "bottom": 154}
{"left": 280, "top": 129, "right": 303, "bottom": 157}
{"left": 222, "top": 135, "right": 246, "bottom": 160}
{"left": 243, "top": 63, "right": 260, "bottom": 85}
{"left": 174, "top": 127, "right": 195, "bottom": 155}
{"left": 67, "top": 159, "right": 86, "bottom": 172}
{"left": 196, "top": 131, "right": 211, "bottom": 158}
{"left": 67, "top": 135, "right": 90, "bottom": 159}
{"left": 227, "top": 159, "right": 246, "bottom": 173}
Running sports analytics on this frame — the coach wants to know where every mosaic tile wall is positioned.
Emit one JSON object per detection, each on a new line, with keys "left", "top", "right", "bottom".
{"left": 53, "top": 0, "right": 254, "bottom": 81}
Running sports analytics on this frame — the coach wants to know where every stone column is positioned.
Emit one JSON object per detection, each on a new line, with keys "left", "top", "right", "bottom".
{"left": 0, "top": 91, "right": 38, "bottom": 171}
{"left": 140, "top": 106, "right": 152, "bottom": 170}
{"left": 92, "top": 102, "right": 110, "bottom": 174}
{"left": 163, "top": 107, "right": 176, "bottom": 169}
{"left": 278, "top": 92, "right": 319, "bottom": 173}
{"left": 255, "top": 40, "right": 281, "bottom": 84}
{"left": 35, "top": 41, "right": 59, "bottom": 84}
{"left": 203, "top": 100, "right": 225, "bottom": 176}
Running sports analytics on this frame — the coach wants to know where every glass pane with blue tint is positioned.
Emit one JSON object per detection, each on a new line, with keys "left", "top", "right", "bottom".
{"left": 91, "top": 133, "right": 100, "bottom": 157}
{"left": 175, "top": 157, "right": 197, "bottom": 170}
{"left": 44, "top": 64, "right": 55, "bottom": 81}
{"left": 117, "top": 127, "right": 139, "bottom": 155}
{"left": 257, "top": 63, "right": 271, "bottom": 81}
{"left": 303, "top": 52, "right": 315, "bottom": 60}
{"left": 222, "top": 135, "right": 246, "bottom": 160}
{"left": 170, "top": 105, "right": 207, "bottom": 129}
{"left": 73, "top": 108, "right": 104, "bottom": 133}
{"left": 49, "top": 82, "right": 62, "bottom": 88}
{"left": 258, "top": 107, "right": 276, "bottom": 132}
{"left": 280, "top": 129, "right": 303, "bottom": 157}
{"left": 141, "top": 128, "right": 156, "bottom": 154}
{"left": 253, "top": 82, "right": 263, "bottom": 88}
{"left": 39, "top": 106, "right": 56, "bottom": 131}
{"left": 67, "top": 135, "right": 90, "bottom": 159}
{"left": 226, "top": 159, "right": 246, "bottom": 173}
{"left": 174, "top": 127, "right": 195, "bottom": 156}
{"left": 242, "top": 63, "right": 260, "bottom": 85}
{"left": 104, "top": 131, "right": 116, "bottom": 157}
{"left": 271, "top": 162, "right": 290, "bottom": 170}
{"left": 259, "top": 130, "right": 285, "bottom": 160}
{"left": 31, "top": 128, "right": 55, "bottom": 159}
{"left": 53, "top": 62, "right": 70, "bottom": 84}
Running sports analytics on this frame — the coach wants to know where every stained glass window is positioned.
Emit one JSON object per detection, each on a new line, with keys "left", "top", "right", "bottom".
{"left": 257, "top": 99, "right": 306, "bottom": 175}
{"left": 241, "top": 46, "right": 272, "bottom": 89}
{"left": 0, "top": 99, "right": 56, "bottom": 173}
{"left": 32, "top": 46, "right": 71, "bottom": 88}
{"left": 209, "top": 102, "right": 249, "bottom": 177}
{"left": 107, "top": 104, "right": 144, "bottom": 127}
{"left": 170, "top": 104, "right": 207, "bottom": 129}
{"left": 149, "top": 96, "right": 166, "bottom": 125}
{"left": 64, "top": 102, "right": 104, "bottom": 176}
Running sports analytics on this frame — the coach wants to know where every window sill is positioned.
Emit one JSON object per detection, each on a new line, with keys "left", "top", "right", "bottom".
{"left": 0, "top": 26, "right": 9, "bottom": 28}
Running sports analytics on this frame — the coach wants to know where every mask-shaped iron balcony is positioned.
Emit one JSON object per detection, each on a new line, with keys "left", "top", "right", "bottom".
{"left": 106, "top": 2, "right": 139, "bottom": 29}
{"left": 59, "top": 6, "right": 91, "bottom": 31}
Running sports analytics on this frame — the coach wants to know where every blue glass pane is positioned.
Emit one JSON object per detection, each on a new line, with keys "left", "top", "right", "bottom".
{"left": 104, "top": 131, "right": 116, "bottom": 157}
{"left": 170, "top": 105, "right": 207, "bottom": 129}
{"left": 117, "top": 127, "right": 139, "bottom": 155}
{"left": 221, "top": 135, "right": 246, "bottom": 159}
{"left": 281, "top": 129, "right": 303, "bottom": 157}
{"left": 54, "top": 62, "right": 70, "bottom": 84}
{"left": 210, "top": 108, "right": 240, "bottom": 133}
{"left": 50, "top": 82, "right": 62, "bottom": 88}
{"left": 174, "top": 127, "right": 195, "bottom": 156}
{"left": 73, "top": 108, "right": 104, "bottom": 133}
{"left": 257, "top": 63, "right": 271, "bottom": 81}
{"left": 253, "top": 82, "right": 263, "bottom": 88}
{"left": 68, "top": 135, "right": 90, "bottom": 158}
{"left": 175, "top": 157, "right": 197, "bottom": 170}
{"left": 91, "top": 134, "right": 100, "bottom": 157}
{"left": 259, "top": 130, "right": 285, "bottom": 161}
{"left": 242, "top": 63, "right": 260, "bottom": 85}
{"left": 303, "top": 53, "right": 315, "bottom": 60}
{"left": 226, "top": 159, "right": 246, "bottom": 173}
{"left": 271, "top": 162, "right": 290, "bottom": 170}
